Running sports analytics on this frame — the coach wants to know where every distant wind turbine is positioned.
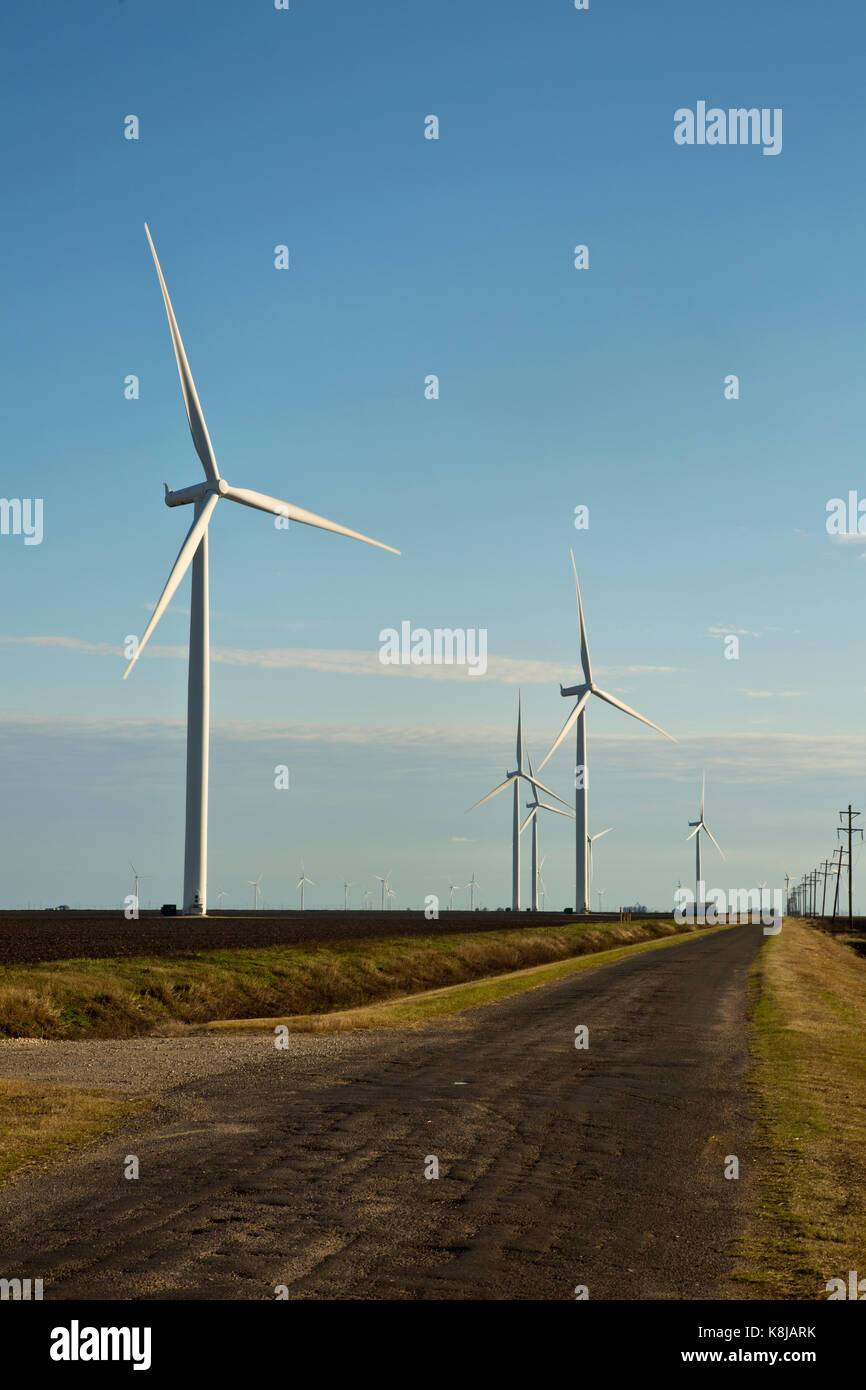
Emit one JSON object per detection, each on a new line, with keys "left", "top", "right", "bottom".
{"left": 540, "top": 551, "right": 676, "bottom": 912}
{"left": 467, "top": 692, "right": 569, "bottom": 910}
{"left": 216, "top": 889, "right": 228, "bottom": 908}
{"left": 520, "top": 742, "right": 574, "bottom": 910}
{"left": 129, "top": 862, "right": 146, "bottom": 908}
{"left": 686, "top": 774, "right": 725, "bottom": 913}
{"left": 343, "top": 880, "right": 354, "bottom": 911}
{"left": 597, "top": 887, "right": 605, "bottom": 911}
{"left": 467, "top": 871, "right": 480, "bottom": 911}
{"left": 375, "top": 871, "right": 391, "bottom": 912}
{"left": 121, "top": 225, "right": 400, "bottom": 916}
{"left": 363, "top": 889, "right": 374, "bottom": 910}
{"left": 538, "top": 856, "right": 548, "bottom": 911}
{"left": 297, "top": 862, "right": 314, "bottom": 911}
{"left": 587, "top": 827, "right": 613, "bottom": 908}
{"left": 248, "top": 873, "right": 263, "bottom": 911}
{"left": 386, "top": 884, "right": 396, "bottom": 910}
{"left": 448, "top": 881, "right": 463, "bottom": 910}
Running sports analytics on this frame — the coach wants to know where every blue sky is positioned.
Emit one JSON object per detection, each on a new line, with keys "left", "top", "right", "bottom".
{"left": 1, "top": 0, "right": 865, "bottom": 911}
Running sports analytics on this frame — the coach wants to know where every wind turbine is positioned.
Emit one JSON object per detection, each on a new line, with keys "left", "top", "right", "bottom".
{"left": 538, "top": 856, "right": 547, "bottom": 911}
{"left": 539, "top": 551, "right": 676, "bottom": 913}
{"left": 686, "top": 774, "right": 725, "bottom": 914}
{"left": 343, "top": 880, "right": 354, "bottom": 911}
{"left": 297, "top": 862, "right": 314, "bottom": 911}
{"left": 129, "top": 862, "right": 146, "bottom": 909}
{"left": 467, "top": 871, "right": 480, "bottom": 911}
{"left": 587, "top": 827, "right": 612, "bottom": 909}
{"left": 520, "top": 743, "right": 574, "bottom": 910}
{"left": 122, "top": 226, "right": 399, "bottom": 916}
{"left": 248, "top": 873, "right": 263, "bottom": 911}
{"left": 467, "top": 692, "right": 569, "bottom": 910}
{"left": 448, "top": 881, "right": 463, "bottom": 910}
{"left": 216, "top": 889, "right": 228, "bottom": 909}
{"left": 363, "top": 889, "right": 374, "bottom": 910}
{"left": 386, "top": 884, "right": 396, "bottom": 910}
{"left": 597, "top": 887, "right": 605, "bottom": 911}
{"left": 375, "top": 871, "right": 391, "bottom": 911}
{"left": 757, "top": 880, "right": 767, "bottom": 918}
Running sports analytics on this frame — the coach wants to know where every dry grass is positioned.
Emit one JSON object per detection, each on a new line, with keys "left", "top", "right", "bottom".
{"left": 204, "top": 922, "right": 737, "bottom": 1034}
{"left": 737, "top": 918, "right": 866, "bottom": 1298}
{"left": 0, "top": 918, "right": 709, "bottom": 1040}
{"left": 0, "top": 1079, "right": 147, "bottom": 1185}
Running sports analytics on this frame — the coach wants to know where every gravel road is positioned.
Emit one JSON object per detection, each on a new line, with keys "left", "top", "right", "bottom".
{"left": 0, "top": 922, "right": 762, "bottom": 1300}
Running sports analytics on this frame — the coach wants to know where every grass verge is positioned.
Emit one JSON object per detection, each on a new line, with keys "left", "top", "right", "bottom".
{"left": 0, "top": 917, "right": 718, "bottom": 1040}
{"left": 0, "top": 1079, "right": 148, "bottom": 1186}
{"left": 203, "top": 921, "right": 736, "bottom": 1033}
{"left": 736, "top": 917, "right": 866, "bottom": 1299}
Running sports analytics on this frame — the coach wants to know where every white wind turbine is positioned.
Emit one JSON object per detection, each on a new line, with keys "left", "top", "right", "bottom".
{"left": 467, "top": 692, "right": 570, "bottom": 910}
{"left": 363, "top": 889, "right": 374, "bottom": 910}
{"left": 297, "top": 862, "right": 314, "bottom": 911}
{"left": 467, "top": 871, "right": 480, "bottom": 911}
{"left": 343, "top": 880, "right": 354, "bottom": 911}
{"left": 248, "top": 873, "right": 263, "bottom": 911}
{"left": 597, "top": 887, "right": 605, "bottom": 911}
{"left": 520, "top": 742, "right": 574, "bottom": 910}
{"left": 129, "top": 862, "right": 146, "bottom": 909}
{"left": 122, "top": 226, "right": 399, "bottom": 916}
{"left": 375, "top": 871, "right": 391, "bottom": 911}
{"left": 587, "top": 826, "right": 612, "bottom": 909}
{"left": 216, "top": 889, "right": 228, "bottom": 909}
{"left": 539, "top": 551, "right": 676, "bottom": 913}
{"left": 686, "top": 774, "right": 725, "bottom": 914}
{"left": 448, "top": 881, "right": 462, "bottom": 910}
{"left": 386, "top": 884, "right": 396, "bottom": 910}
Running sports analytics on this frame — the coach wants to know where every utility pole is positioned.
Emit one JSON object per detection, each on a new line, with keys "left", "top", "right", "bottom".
{"left": 831, "top": 845, "right": 845, "bottom": 922}
{"left": 837, "top": 805, "right": 862, "bottom": 933}
{"left": 820, "top": 859, "right": 832, "bottom": 917}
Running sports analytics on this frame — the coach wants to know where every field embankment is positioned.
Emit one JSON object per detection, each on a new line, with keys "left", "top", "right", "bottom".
{"left": 0, "top": 916, "right": 705, "bottom": 1041}
{"left": 738, "top": 917, "right": 866, "bottom": 1298}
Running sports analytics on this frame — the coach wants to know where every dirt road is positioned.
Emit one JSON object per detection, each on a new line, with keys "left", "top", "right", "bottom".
{"left": 0, "top": 922, "right": 763, "bottom": 1299}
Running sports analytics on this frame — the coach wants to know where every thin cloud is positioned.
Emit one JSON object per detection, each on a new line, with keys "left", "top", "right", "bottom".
{"left": 0, "top": 636, "right": 678, "bottom": 684}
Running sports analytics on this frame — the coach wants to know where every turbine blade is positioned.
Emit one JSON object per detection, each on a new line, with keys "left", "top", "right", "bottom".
{"left": 570, "top": 549, "right": 592, "bottom": 685}
{"left": 537, "top": 801, "right": 575, "bottom": 818}
{"left": 686, "top": 826, "right": 700, "bottom": 842}
{"left": 123, "top": 492, "right": 219, "bottom": 678}
{"left": 466, "top": 776, "right": 514, "bottom": 813}
{"left": 522, "top": 773, "right": 571, "bottom": 808}
{"left": 144, "top": 224, "right": 219, "bottom": 484}
{"left": 537, "top": 688, "right": 591, "bottom": 769}
{"left": 592, "top": 687, "right": 676, "bottom": 742}
{"left": 519, "top": 808, "right": 537, "bottom": 835}
{"left": 702, "top": 823, "right": 726, "bottom": 860}
{"left": 222, "top": 485, "right": 399, "bottom": 555}
{"left": 593, "top": 827, "right": 613, "bottom": 841}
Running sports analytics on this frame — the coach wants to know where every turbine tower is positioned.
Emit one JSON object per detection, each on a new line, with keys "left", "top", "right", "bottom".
{"left": 123, "top": 226, "right": 399, "bottom": 915}
{"left": 520, "top": 743, "right": 574, "bottom": 910}
{"left": 467, "top": 692, "right": 569, "bottom": 910}
{"left": 467, "top": 871, "right": 480, "bottom": 911}
{"left": 686, "top": 774, "right": 725, "bottom": 913}
{"left": 540, "top": 552, "right": 675, "bottom": 913}
{"left": 297, "top": 863, "right": 314, "bottom": 911}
